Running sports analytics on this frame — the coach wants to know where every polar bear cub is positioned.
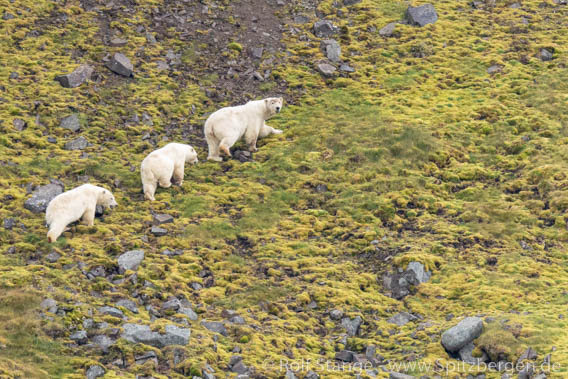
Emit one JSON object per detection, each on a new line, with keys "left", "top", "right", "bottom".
{"left": 204, "top": 97, "right": 283, "bottom": 161}
{"left": 140, "top": 143, "right": 198, "bottom": 201}
{"left": 46, "top": 184, "right": 117, "bottom": 242}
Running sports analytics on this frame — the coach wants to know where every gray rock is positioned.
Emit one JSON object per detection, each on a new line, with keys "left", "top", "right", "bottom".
{"left": 517, "top": 347, "right": 537, "bottom": 364}
{"left": 383, "top": 269, "right": 420, "bottom": 299}
{"left": 389, "top": 373, "right": 417, "bottom": 379}
{"left": 406, "top": 261, "right": 431, "bottom": 283}
{"left": 151, "top": 226, "right": 167, "bottom": 236}
{"left": 24, "top": 182, "right": 64, "bottom": 213}
{"left": 379, "top": 22, "right": 397, "bottom": 37}
{"left": 46, "top": 251, "right": 61, "bottom": 263}
{"left": 231, "top": 360, "right": 248, "bottom": 374}
{"left": 487, "top": 65, "right": 503, "bottom": 74}
{"left": 135, "top": 350, "right": 158, "bottom": 365}
{"left": 458, "top": 342, "right": 487, "bottom": 365}
{"left": 83, "top": 318, "right": 94, "bottom": 329}
{"left": 117, "top": 249, "right": 144, "bottom": 274}
{"left": 98, "top": 306, "right": 124, "bottom": 319}
{"left": 251, "top": 47, "right": 264, "bottom": 59}
{"left": 339, "top": 64, "right": 355, "bottom": 73}
{"left": 122, "top": 323, "right": 190, "bottom": 347}
{"left": 387, "top": 312, "right": 418, "bottom": 326}
{"left": 70, "top": 330, "right": 88, "bottom": 344}
{"left": 109, "top": 37, "right": 128, "bottom": 47}
{"left": 405, "top": 4, "right": 438, "bottom": 27}
{"left": 305, "top": 370, "right": 320, "bottom": 379}
{"left": 539, "top": 48, "right": 554, "bottom": 61}
{"left": 317, "top": 63, "right": 336, "bottom": 77}
{"left": 92, "top": 334, "right": 113, "bottom": 352}
{"left": 105, "top": 53, "right": 133, "bottom": 77}
{"left": 518, "top": 363, "right": 534, "bottom": 379}
{"left": 86, "top": 365, "right": 105, "bottom": 379}
{"left": 335, "top": 350, "right": 354, "bottom": 362}
{"left": 532, "top": 373, "right": 546, "bottom": 379}
{"left": 341, "top": 316, "right": 362, "bottom": 336}
{"left": 285, "top": 369, "right": 298, "bottom": 379}
{"left": 3, "top": 13, "right": 15, "bottom": 20}
{"left": 13, "top": 118, "right": 26, "bottom": 131}
{"left": 344, "top": 0, "right": 362, "bottom": 5}
{"left": 116, "top": 299, "right": 139, "bottom": 314}
{"left": 162, "top": 298, "right": 181, "bottom": 311}
{"left": 313, "top": 20, "right": 336, "bottom": 37}
{"left": 330, "top": 309, "right": 344, "bottom": 320}
{"left": 3, "top": 218, "right": 15, "bottom": 230}
{"left": 294, "top": 15, "right": 310, "bottom": 24}
{"left": 321, "top": 39, "right": 341, "bottom": 62}
{"left": 153, "top": 213, "right": 174, "bottom": 225}
{"left": 55, "top": 64, "right": 94, "bottom": 88}
{"left": 60, "top": 114, "right": 81, "bottom": 132}
{"left": 201, "top": 321, "right": 228, "bottom": 336}
{"left": 146, "top": 32, "right": 157, "bottom": 44}
{"left": 441, "top": 317, "right": 483, "bottom": 353}
{"left": 190, "top": 282, "right": 203, "bottom": 290}
{"left": 64, "top": 136, "right": 89, "bottom": 150}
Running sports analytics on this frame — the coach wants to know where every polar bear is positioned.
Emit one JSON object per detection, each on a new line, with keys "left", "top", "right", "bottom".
{"left": 140, "top": 143, "right": 198, "bottom": 201}
{"left": 204, "top": 97, "right": 283, "bottom": 161}
{"left": 46, "top": 184, "right": 117, "bottom": 242}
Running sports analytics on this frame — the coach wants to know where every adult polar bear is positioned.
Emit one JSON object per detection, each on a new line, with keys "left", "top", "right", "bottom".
{"left": 140, "top": 143, "right": 198, "bottom": 201}
{"left": 204, "top": 97, "right": 283, "bottom": 161}
{"left": 46, "top": 184, "right": 117, "bottom": 242}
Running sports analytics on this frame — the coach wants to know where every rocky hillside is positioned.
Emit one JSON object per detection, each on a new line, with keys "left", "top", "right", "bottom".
{"left": 1, "top": 0, "right": 568, "bottom": 378}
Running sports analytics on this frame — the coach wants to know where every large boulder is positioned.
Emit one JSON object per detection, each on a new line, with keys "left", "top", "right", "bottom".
{"left": 117, "top": 249, "right": 144, "bottom": 274}
{"left": 24, "top": 182, "right": 64, "bottom": 213}
{"left": 405, "top": 4, "right": 438, "bottom": 27}
{"left": 441, "top": 317, "right": 483, "bottom": 353}
{"left": 55, "top": 64, "right": 94, "bottom": 88}
{"left": 122, "top": 323, "right": 190, "bottom": 347}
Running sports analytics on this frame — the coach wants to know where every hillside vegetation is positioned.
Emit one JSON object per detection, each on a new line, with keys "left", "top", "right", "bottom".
{"left": 1, "top": 0, "right": 568, "bottom": 378}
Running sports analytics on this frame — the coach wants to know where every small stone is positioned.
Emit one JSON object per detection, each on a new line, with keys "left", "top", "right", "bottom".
{"left": 321, "top": 39, "right": 341, "bottom": 62}
{"left": 135, "top": 350, "right": 158, "bottom": 365}
{"left": 109, "top": 37, "right": 128, "bottom": 47}
{"left": 294, "top": 15, "right": 310, "bottom": 24}
{"left": 92, "top": 335, "right": 113, "bottom": 352}
{"left": 379, "top": 22, "right": 397, "bottom": 37}
{"left": 162, "top": 298, "right": 182, "bottom": 311}
{"left": 339, "top": 64, "right": 355, "bottom": 73}
{"left": 117, "top": 249, "right": 144, "bottom": 274}
{"left": 55, "top": 64, "right": 94, "bottom": 88}
{"left": 116, "top": 299, "right": 139, "bottom": 314}
{"left": 253, "top": 71, "right": 264, "bottom": 81}
{"left": 317, "top": 63, "right": 336, "bottom": 77}
{"left": 13, "top": 118, "right": 26, "bottom": 131}
{"left": 3, "top": 218, "right": 15, "bottom": 230}
{"left": 190, "top": 282, "right": 203, "bottom": 290}
{"left": 151, "top": 226, "right": 167, "bottom": 236}
{"left": 46, "top": 251, "right": 61, "bottom": 263}
{"left": 517, "top": 347, "right": 538, "bottom": 364}
{"left": 70, "top": 330, "right": 88, "bottom": 344}
{"left": 341, "top": 316, "right": 362, "bottom": 336}
{"left": 86, "top": 365, "right": 105, "bottom": 379}
{"left": 146, "top": 32, "right": 157, "bottom": 44}
{"left": 405, "top": 4, "right": 438, "bottom": 27}
{"left": 251, "top": 47, "right": 264, "bottom": 59}
{"left": 487, "top": 65, "right": 502, "bottom": 74}
{"left": 153, "top": 214, "right": 174, "bottom": 225}
{"left": 105, "top": 53, "right": 133, "bottom": 77}
{"left": 47, "top": 136, "right": 57, "bottom": 143}
{"left": 406, "top": 262, "right": 431, "bottom": 283}
{"left": 387, "top": 312, "right": 418, "bottom": 326}
{"left": 40, "top": 298, "right": 58, "bottom": 313}
{"left": 313, "top": 20, "right": 336, "bottom": 37}
{"left": 330, "top": 309, "right": 344, "bottom": 320}
{"left": 122, "top": 323, "right": 190, "bottom": 347}
{"left": 441, "top": 317, "right": 483, "bottom": 353}
{"left": 201, "top": 321, "right": 228, "bottom": 336}
{"left": 539, "top": 48, "right": 554, "bottom": 61}
{"left": 60, "top": 114, "right": 81, "bottom": 132}
{"left": 98, "top": 306, "right": 124, "bottom": 319}
{"left": 232, "top": 360, "right": 248, "bottom": 374}
{"left": 389, "top": 373, "right": 416, "bottom": 379}
{"left": 335, "top": 350, "right": 354, "bottom": 362}
{"left": 64, "top": 136, "right": 89, "bottom": 150}
{"left": 458, "top": 342, "right": 487, "bottom": 365}
{"left": 179, "top": 306, "right": 198, "bottom": 321}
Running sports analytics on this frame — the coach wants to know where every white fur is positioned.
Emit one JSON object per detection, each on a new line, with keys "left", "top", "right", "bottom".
{"left": 45, "top": 184, "right": 117, "bottom": 243}
{"left": 204, "top": 97, "right": 284, "bottom": 161}
{"left": 140, "top": 142, "right": 198, "bottom": 201}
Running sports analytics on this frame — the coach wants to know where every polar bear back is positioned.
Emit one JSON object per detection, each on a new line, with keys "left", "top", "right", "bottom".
{"left": 143, "top": 143, "right": 193, "bottom": 164}
{"left": 206, "top": 100, "right": 267, "bottom": 136}
{"left": 45, "top": 184, "right": 101, "bottom": 226}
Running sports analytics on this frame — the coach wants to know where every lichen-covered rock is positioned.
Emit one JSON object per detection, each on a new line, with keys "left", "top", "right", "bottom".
{"left": 201, "top": 320, "right": 228, "bottom": 336}
{"left": 105, "top": 53, "right": 133, "bottom": 77}
{"left": 313, "top": 20, "right": 336, "bottom": 37}
{"left": 64, "top": 136, "right": 89, "bottom": 150}
{"left": 55, "top": 64, "right": 93, "bottom": 88}
{"left": 405, "top": 4, "right": 438, "bottom": 26}
{"left": 122, "top": 323, "right": 190, "bottom": 347}
{"left": 321, "top": 39, "right": 341, "bottom": 62}
{"left": 60, "top": 114, "right": 81, "bottom": 132}
{"left": 85, "top": 365, "right": 105, "bottom": 379}
{"left": 24, "top": 182, "right": 64, "bottom": 213}
{"left": 117, "top": 250, "right": 144, "bottom": 273}
{"left": 341, "top": 316, "right": 362, "bottom": 336}
{"left": 441, "top": 317, "right": 483, "bottom": 353}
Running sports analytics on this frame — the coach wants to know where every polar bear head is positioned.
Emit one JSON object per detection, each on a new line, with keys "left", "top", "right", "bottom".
{"left": 184, "top": 145, "right": 198, "bottom": 164}
{"left": 98, "top": 188, "right": 118, "bottom": 209}
{"left": 264, "top": 97, "right": 284, "bottom": 118}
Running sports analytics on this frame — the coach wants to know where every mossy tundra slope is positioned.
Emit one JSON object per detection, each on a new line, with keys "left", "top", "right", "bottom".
{"left": 1, "top": 0, "right": 568, "bottom": 377}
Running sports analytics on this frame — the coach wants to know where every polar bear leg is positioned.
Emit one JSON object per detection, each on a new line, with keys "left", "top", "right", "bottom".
{"left": 259, "top": 123, "right": 282, "bottom": 138}
{"left": 157, "top": 160, "right": 174, "bottom": 188}
{"left": 81, "top": 207, "right": 96, "bottom": 226}
{"left": 144, "top": 182, "right": 157, "bottom": 201}
{"left": 219, "top": 129, "right": 240, "bottom": 157}
{"left": 206, "top": 136, "right": 222, "bottom": 161}
{"left": 47, "top": 221, "right": 66, "bottom": 243}
{"left": 172, "top": 163, "right": 184, "bottom": 186}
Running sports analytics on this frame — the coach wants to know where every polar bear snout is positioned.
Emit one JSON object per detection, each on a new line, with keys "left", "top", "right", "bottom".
{"left": 276, "top": 106, "right": 281, "bottom": 113}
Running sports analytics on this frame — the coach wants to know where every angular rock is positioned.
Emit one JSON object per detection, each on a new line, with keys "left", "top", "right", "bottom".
{"left": 405, "top": 4, "right": 438, "bottom": 27}
{"left": 46, "top": 251, "right": 61, "bottom": 263}
{"left": 162, "top": 298, "right": 182, "bottom": 311}
{"left": 251, "top": 47, "right": 264, "bottom": 59}
{"left": 64, "top": 136, "right": 89, "bottom": 150}
{"left": 55, "top": 64, "right": 94, "bottom": 88}
{"left": 60, "top": 114, "right": 81, "bottom": 132}
{"left": 330, "top": 309, "right": 344, "bottom": 320}
{"left": 313, "top": 20, "right": 336, "bottom": 37}
{"left": 13, "top": 118, "right": 26, "bottom": 131}
{"left": 441, "top": 317, "right": 483, "bottom": 353}
{"left": 70, "top": 330, "right": 88, "bottom": 344}
{"left": 122, "top": 323, "right": 190, "bottom": 347}
{"left": 458, "top": 342, "right": 487, "bottom": 365}
{"left": 98, "top": 306, "right": 124, "bottom": 319}
{"left": 317, "top": 63, "right": 336, "bottom": 77}
{"left": 389, "top": 373, "right": 417, "bottom": 379}
{"left": 135, "top": 350, "right": 158, "bottom": 365}
{"left": 517, "top": 347, "right": 537, "bottom": 364}
{"left": 305, "top": 371, "right": 319, "bottom": 379}
{"left": 321, "top": 39, "right": 341, "bottom": 62}
{"left": 117, "top": 249, "right": 144, "bottom": 274}
{"left": 339, "top": 64, "right": 355, "bottom": 73}
{"left": 153, "top": 213, "right": 174, "bottom": 225}
{"left": 3, "top": 218, "right": 15, "bottom": 230}
{"left": 232, "top": 360, "right": 248, "bottom": 374}
{"left": 86, "top": 365, "right": 105, "bottom": 379}
{"left": 539, "top": 48, "right": 554, "bottom": 61}
{"left": 109, "top": 37, "right": 128, "bottom": 47}
{"left": 105, "top": 53, "right": 133, "bottom": 77}
{"left": 92, "top": 334, "right": 114, "bottom": 352}
{"left": 387, "top": 312, "right": 418, "bottom": 326}
{"left": 335, "top": 350, "right": 354, "bottom": 362}
{"left": 341, "top": 316, "right": 362, "bottom": 336}
{"left": 518, "top": 363, "right": 534, "bottom": 379}
{"left": 179, "top": 306, "right": 198, "bottom": 321}
{"left": 24, "top": 182, "right": 64, "bottom": 213}
{"left": 201, "top": 321, "right": 228, "bottom": 336}
{"left": 379, "top": 22, "right": 397, "bottom": 37}
{"left": 406, "top": 262, "right": 431, "bottom": 284}
{"left": 344, "top": 0, "right": 362, "bottom": 5}
{"left": 487, "top": 65, "right": 503, "bottom": 75}
{"left": 151, "top": 226, "right": 168, "bottom": 236}
{"left": 116, "top": 299, "right": 139, "bottom": 314}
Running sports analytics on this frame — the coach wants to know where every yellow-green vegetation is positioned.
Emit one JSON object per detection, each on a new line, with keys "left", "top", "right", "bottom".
{"left": 1, "top": 0, "right": 568, "bottom": 377}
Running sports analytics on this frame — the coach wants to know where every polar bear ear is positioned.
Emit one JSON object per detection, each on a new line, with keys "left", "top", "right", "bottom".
{"left": 279, "top": 97, "right": 283, "bottom": 103}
